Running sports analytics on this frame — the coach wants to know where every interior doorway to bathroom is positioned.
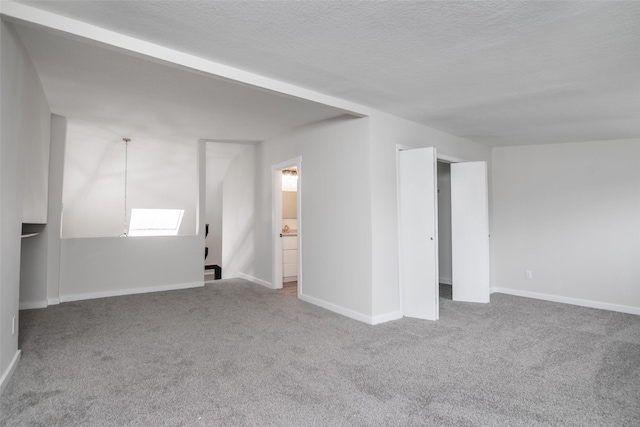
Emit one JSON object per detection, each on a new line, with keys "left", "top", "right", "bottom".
{"left": 272, "top": 157, "right": 302, "bottom": 296}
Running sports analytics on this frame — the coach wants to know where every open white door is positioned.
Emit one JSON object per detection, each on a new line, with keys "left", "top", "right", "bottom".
{"left": 398, "top": 147, "right": 439, "bottom": 320}
{"left": 451, "top": 161, "right": 490, "bottom": 303}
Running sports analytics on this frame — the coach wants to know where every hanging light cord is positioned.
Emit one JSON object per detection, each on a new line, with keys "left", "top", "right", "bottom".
{"left": 121, "top": 138, "right": 130, "bottom": 237}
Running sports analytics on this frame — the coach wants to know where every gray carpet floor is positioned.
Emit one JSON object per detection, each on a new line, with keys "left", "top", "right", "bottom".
{"left": 1, "top": 279, "right": 639, "bottom": 426}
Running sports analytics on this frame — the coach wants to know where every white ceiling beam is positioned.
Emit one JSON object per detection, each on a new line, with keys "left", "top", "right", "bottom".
{"left": 0, "top": 1, "right": 373, "bottom": 118}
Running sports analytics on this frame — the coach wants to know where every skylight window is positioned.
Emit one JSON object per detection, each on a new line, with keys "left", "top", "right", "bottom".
{"left": 128, "top": 208, "right": 184, "bottom": 237}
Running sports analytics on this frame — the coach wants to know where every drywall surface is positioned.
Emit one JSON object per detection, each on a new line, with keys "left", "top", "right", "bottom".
{"left": 204, "top": 142, "right": 252, "bottom": 267}
{"left": 299, "top": 117, "right": 372, "bottom": 316}
{"left": 260, "top": 116, "right": 373, "bottom": 318}
{"left": 46, "top": 115, "right": 66, "bottom": 303}
{"left": 18, "top": 84, "right": 50, "bottom": 224}
{"left": 437, "top": 162, "right": 452, "bottom": 284}
{"left": 221, "top": 146, "right": 258, "bottom": 279}
{"left": 492, "top": 139, "right": 640, "bottom": 311}
{"left": 61, "top": 120, "right": 198, "bottom": 238}
{"left": 59, "top": 236, "right": 203, "bottom": 300}
{"left": 205, "top": 151, "right": 225, "bottom": 268}
{"left": 282, "top": 191, "right": 297, "bottom": 219}
{"left": 0, "top": 21, "right": 51, "bottom": 389}
{"left": 19, "top": 225, "right": 47, "bottom": 309}
{"left": 369, "top": 112, "right": 492, "bottom": 319}
{"left": 205, "top": 180, "right": 223, "bottom": 266}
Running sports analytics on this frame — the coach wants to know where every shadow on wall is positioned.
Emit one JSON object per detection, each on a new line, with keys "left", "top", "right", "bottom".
{"left": 221, "top": 144, "right": 258, "bottom": 279}
{"left": 62, "top": 121, "right": 198, "bottom": 238}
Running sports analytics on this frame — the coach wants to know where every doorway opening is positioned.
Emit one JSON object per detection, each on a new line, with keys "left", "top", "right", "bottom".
{"left": 272, "top": 157, "right": 302, "bottom": 296}
{"left": 397, "top": 146, "right": 490, "bottom": 321}
{"left": 203, "top": 140, "right": 255, "bottom": 282}
{"left": 437, "top": 161, "right": 453, "bottom": 301}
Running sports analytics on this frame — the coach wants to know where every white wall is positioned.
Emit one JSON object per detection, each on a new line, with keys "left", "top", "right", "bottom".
{"left": 205, "top": 152, "right": 224, "bottom": 268}
{"left": 59, "top": 236, "right": 203, "bottom": 300}
{"left": 19, "top": 225, "right": 47, "bottom": 309}
{"left": 46, "top": 115, "right": 67, "bottom": 304}
{"left": 257, "top": 116, "right": 373, "bottom": 319}
{"left": 205, "top": 180, "right": 223, "bottom": 266}
{"left": 19, "top": 89, "right": 51, "bottom": 224}
{"left": 0, "top": 21, "right": 51, "bottom": 391}
{"left": 61, "top": 121, "right": 198, "bottom": 238}
{"left": 221, "top": 145, "right": 258, "bottom": 279}
{"left": 282, "top": 191, "right": 297, "bottom": 219}
{"left": 298, "top": 117, "right": 373, "bottom": 317}
{"left": 20, "top": 115, "right": 67, "bottom": 310}
{"left": 56, "top": 139, "right": 205, "bottom": 302}
{"left": 369, "top": 112, "right": 492, "bottom": 320}
{"left": 492, "top": 139, "right": 640, "bottom": 313}
{"left": 437, "top": 162, "right": 452, "bottom": 285}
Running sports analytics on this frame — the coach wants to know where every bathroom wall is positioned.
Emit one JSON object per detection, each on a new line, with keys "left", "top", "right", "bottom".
{"left": 282, "top": 191, "right": 297, "bottom": 219}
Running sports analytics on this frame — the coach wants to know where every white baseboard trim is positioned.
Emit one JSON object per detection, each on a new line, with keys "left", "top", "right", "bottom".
{"left": 492, "top": 287, "right": 640, "bottom": 316}
{"left": 19, "top": 300, "right": 48, "bottom": 310}
{"left": 371, "top": 311, "right": 403, "bottom": 325}
{"left": 439, "top": 278, "right": 452, "bottom": 285}
{"left": 0, "top": 350, "right": 21, "bottom": 395}
{"left": 60, "top": 281, "right": 204, "bottom": 303}
{"left": 48, "top": 297, "right": 60, "bottom": 306}
{"left": 237, "top": 273, "right": 275, "bottom": 289}
{"left": 298, "top": 293, "right": 374, "bottom": 324}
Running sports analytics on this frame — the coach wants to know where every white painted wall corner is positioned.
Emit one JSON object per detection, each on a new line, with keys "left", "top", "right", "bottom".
{"left": 298, "top": 293, "right": 374, "bottom": 324}
{"left": 0, "top": 351, "right": 21, "bottom": 395}
{"left": 18, "top": 301, "right": 48, "bottom": 310}
{"left": 237, "top": 273, "right": 274, "bottom": 289}
{"left": 371, "top": 311, "right": 403, "bottom": 325}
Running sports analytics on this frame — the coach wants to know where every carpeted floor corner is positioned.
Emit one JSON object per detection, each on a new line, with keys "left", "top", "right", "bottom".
{"left": 1, "top": 279, "right": 639, "bottom": 426}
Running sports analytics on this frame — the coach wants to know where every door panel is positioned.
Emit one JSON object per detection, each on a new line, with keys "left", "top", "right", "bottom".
{"left": 398, "top": 147, "right": 439, "bottom": 320}
{"left": 451, "top": 161, "right": 490, "bottom": 303}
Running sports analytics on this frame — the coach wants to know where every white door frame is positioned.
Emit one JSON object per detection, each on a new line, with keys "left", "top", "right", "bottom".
{"left": 396, "top": 145, "right": 461, "bottom": 314}
{"left": 271, "top": 157, "right": 302, "bottom": 295}
{"left": 397, "top": 145, "right": 489, "bottom": 319}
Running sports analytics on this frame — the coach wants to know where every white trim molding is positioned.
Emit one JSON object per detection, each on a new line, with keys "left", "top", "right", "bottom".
{"left": 492, "top": 287, "right": 640, "bottom": 316}
{"left": 60, "top": 281, "right": 204, "bottom": 303}
{"left": 0, "top": 350, "right": 21, "bottom": 395}
{"left": 371, "top": 311, "right": 403, "bottom": 325}
{"left": 19, "top": 300, "right": 48, "bottom": 310}
{"left": 298, "top": 293, "right": 373, "bottom": 324}
{"left": 238, "top": 273, "right": 274, "bottom": 289}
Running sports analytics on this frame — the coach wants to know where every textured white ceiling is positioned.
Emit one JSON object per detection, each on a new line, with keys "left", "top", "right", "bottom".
{"left": 12, "top": 0, "right": 640, "bottom": 146}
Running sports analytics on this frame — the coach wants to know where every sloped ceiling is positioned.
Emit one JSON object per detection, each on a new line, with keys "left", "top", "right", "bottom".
{"left": 11, "top": 21, "right": 349, "bottom": 146}
{"left": 11, "top": 0, "right": 640, "bottom": 146}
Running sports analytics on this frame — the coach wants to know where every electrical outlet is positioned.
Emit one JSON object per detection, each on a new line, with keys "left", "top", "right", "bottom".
{"left": 525, "top": 270, "right": 533, "bottom": 280}
{"left": 12, "top": 316, "right": 16, "bottom": 335}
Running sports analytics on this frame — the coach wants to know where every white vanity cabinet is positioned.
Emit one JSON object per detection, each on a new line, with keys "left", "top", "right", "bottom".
{"left": 282, "top": 234, "right": 298, "bottom": 282}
